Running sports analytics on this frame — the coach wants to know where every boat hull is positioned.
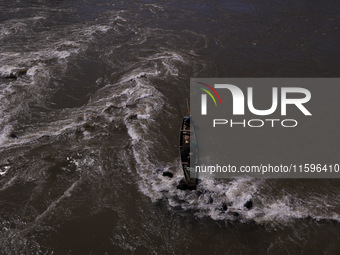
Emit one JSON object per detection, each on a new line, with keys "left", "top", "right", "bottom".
{"left": 179, "top": 116, "right": 198, "bottom": 189}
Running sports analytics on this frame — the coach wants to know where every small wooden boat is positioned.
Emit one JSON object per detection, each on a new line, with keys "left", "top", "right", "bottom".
{"left": 179, "top": 116, "right": 198, "bottom": 189}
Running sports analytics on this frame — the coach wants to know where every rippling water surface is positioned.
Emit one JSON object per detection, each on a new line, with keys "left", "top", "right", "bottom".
{"left": 0, "top": 0, "right": 339, "bottom": 254}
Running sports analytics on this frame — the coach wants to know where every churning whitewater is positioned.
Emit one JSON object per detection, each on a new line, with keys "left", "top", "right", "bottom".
{"left": 0, "top": 0, "right": 339, "bottom": 254}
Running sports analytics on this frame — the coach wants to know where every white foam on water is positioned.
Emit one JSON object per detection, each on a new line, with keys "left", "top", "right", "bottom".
{"left": 136, "top": 114, "right": 150, "bottom": 120}
{"left": 142, "top": 51, "right": 188, "bottom": 76}
{"left": 0, "top": 16, "right": 46, "bottom": 38}
{"left": 121, "top": 92, "right": 340, "bottom": 224}
{"left": 160, "top": 172, "right": 340, "bottom": 224}
{"left": 143, "top": 3, "right": 165, "bottom": 13}
{"left": 0, "top": 170, "right": 8, "bottom": 176}
{"left": 0, "top": 125, "right": 13, "bottom": 147}
{"left": 113, "top": 75, "right": 167, "bottom": 201}
{"left": 51, "top": 50, "right": 71, "bottom": 59}
{"left": 34, "top": 180, "right": 80, "bottom": 222}
{"left": 146, "top": 51, "right": 185, "bottom": 62}
{"left": 119, "top": 68, "right": 160, "bottom": 84}
{"left": 0, "top": 19, "right": 113, "bottom": 147}
{"left": 111, "top": 15, "right": 126, "bottom": 22}
{"left": 1, "top": 7, "right": 338, "bottom": 229}
{"left": 107, "top": 55, "right": 321, "bottom": 225}
{"left": 0, "top": 164, "right": 10, "bottom": 176}
{"left": 0, "top": 116, "right": 84, "bottom": 148}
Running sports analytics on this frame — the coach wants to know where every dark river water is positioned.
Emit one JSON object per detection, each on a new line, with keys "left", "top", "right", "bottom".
{"left": 0, "top": 0, "right": 339, "bottom": 254}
